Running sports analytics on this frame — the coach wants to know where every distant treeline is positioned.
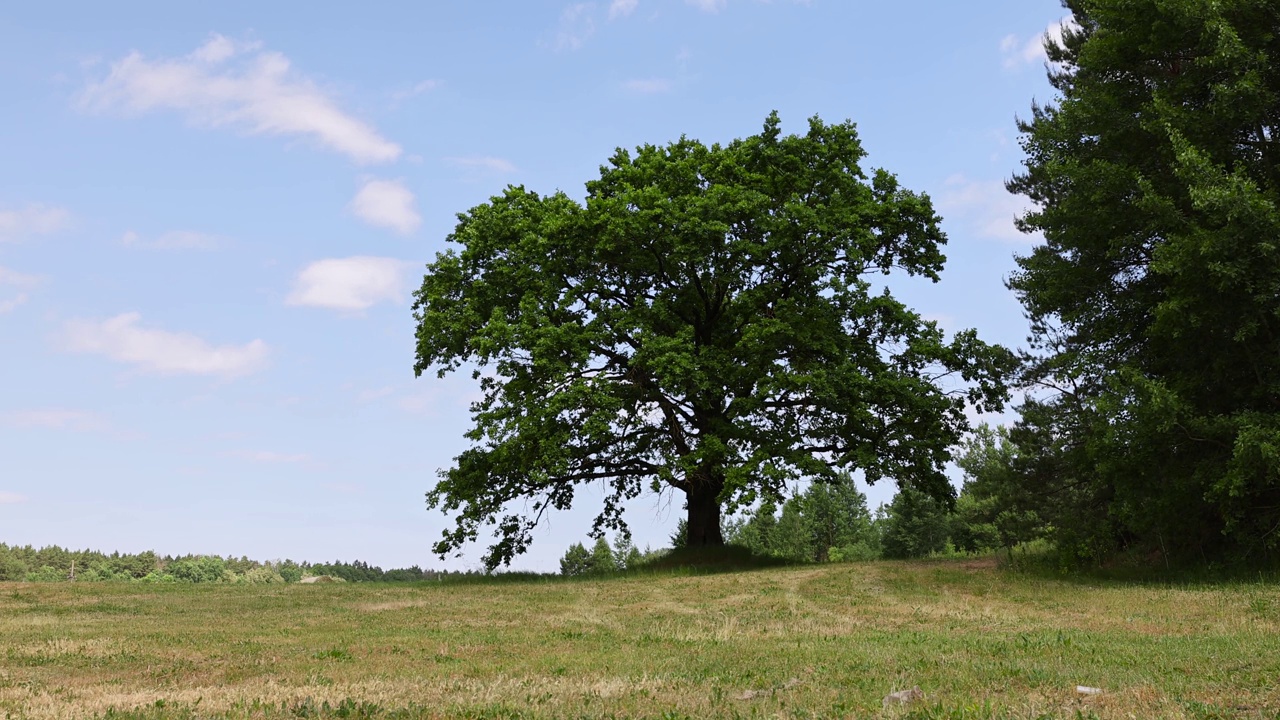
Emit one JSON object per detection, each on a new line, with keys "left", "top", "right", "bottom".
{"left": 0, "top": 544, "right": 444, "bottom": 583}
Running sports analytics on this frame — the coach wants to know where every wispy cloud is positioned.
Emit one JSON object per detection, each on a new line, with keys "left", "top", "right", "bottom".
{"left": 550, "top": 3, "right": 597, "bottom": 51}
{"left": 0, "top": 492, "right": 26, "bottom": 505}
{"left": 686, "top": 0, "right": 728, "bottom": 12}
{"left": 1001, "top": 16, "right": 1077, "bottom": 70}
{"left": 609, "top": 0, "right": 639, "bottom": 19}
{"left": 1, "top": 408, "right": 104, "bottom": 431}
{"left": 0, "top": 204, "right": 71, "bottom": 243}
{"left": 348, "top": 179, "right": 421, "bottom": 235}
{"left": 0, "top": 408, "right": 143, "bottom": 441}
{"left": 286, "top": 256, "right": 411, "bottom": 312}
{"left": 0, "top": 267, "right": 45, "bottom": 292}
{"left": 392, "top": 79, "right": 442, "bottom": 103}
{"left": 622, "top": 78, "right": 672, "bottom": 94}
{"left": 447, "top": 156, "right": 518, "bottom": 177}
{"left": 399, "top": 387, "right": 439, "bottom": 415}
{"left": 62, "top": 312, "right": 269, "bottom": 377}
{"left": 357, "top": 385, "right": 396, "bottom": 403}
{"left": 0, "top": 266, "right": 43, "bottom": 314}
{"left": 936, "top": 174, "right": 1038, "bottom": 243}
{"left": 684, "top": 0, "right": 808, "bottom": 13}
{"left": 79, "top": 33, "right": 402, "bottom": 164}
{"left": 121, "top": 229, "right": 221, "bottom": 250}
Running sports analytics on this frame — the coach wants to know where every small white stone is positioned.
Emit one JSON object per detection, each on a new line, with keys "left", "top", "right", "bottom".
{"left": 1076, "top": 685, "right": 1104, "bottom": 696}
{"left": 883, "top": 686, "right": 924, "bottom": 708}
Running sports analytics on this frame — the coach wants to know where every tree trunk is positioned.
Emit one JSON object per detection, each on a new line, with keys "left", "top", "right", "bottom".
{"left": 685, "top": 473, "right": 725, "bottom": 547}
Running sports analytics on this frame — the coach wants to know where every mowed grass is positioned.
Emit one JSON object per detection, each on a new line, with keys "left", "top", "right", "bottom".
{"left": 1, "top": 559, "right": 1278, "bottom": 719}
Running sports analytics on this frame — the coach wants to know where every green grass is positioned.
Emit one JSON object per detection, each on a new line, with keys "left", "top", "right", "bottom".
{"left": 1, "top": 558, "right": 1278, "bottom": 719}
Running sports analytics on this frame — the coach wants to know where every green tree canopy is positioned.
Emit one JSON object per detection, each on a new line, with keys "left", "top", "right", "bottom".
{"left": 879, "top": 487, "right": 951, "bottom": 560}
{"left": 952, "top": 424, "right": 1043, "bottom": 554}
{"left": 414, "top": 113, "right": 1013, "bottom": 568}
{"left": 1008, "top": 0, "right": 1280, "bottom": 561}
{"left": 731, "top": 474, "right": 878, "bottom": 562}
{"left": 799, "top": 473, "right": 878, "bottom": 561}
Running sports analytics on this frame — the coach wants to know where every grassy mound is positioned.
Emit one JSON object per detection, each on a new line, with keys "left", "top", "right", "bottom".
{"left": 631, "top": 543, "right": 795, "bottom": 574}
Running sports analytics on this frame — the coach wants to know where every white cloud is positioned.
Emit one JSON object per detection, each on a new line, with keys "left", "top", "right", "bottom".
{"left": 609, "top": 0, "right": 639, "bottom": 19}
{"left": 121, "top": 229, "right": 221, "bottom": 250}
{"left": 552, "top": 3, "right": 597, "bottom": 51}
{"left": 0, "top": 492, "right": 26, "bottom": 505}
{"left": 0, "top": 266, "right": 44, "bottom": 314}
{"left": 79, "top": 33, "right": 402, "bottom": 164}
{"left": 348, "top": 179, "right": 421, "bottom": 234}
{"left": 392, "top": 79, "right": 442, "bottom": 102}
{"left": 1, "top": 408, "right": 104, "bottom": 431}
{"left": 1002, "top": 16, "right": 1077, "bottom": 69}
{"left": 682, "top": 0, "right": 808, "bottom": 14}
{"left": 686, "top": 0, "right": 727, "bottom": 11}
{"left": 623, "top": 78, "right": 672, "bottom": 94}
{"left": 681, "top": 0, "right": 809, "bottom": 14}
{"left": 190, "top": 34, "right": 246, "bottom": 64}
{"left": 0, "top": 204, "right": 71, "bottom": 243}
{"left": 286, "top": 256, "right": 411, "bottom": 312}
{"left": 936, "top": 174, "right": 1038, "bottom": 243}
{"left": 0, "top": 295, "right": 28, "bottom": 314}
{"left": 447, "top": 156, "right": 518, "bottom": 175}
{"left": 62, "top": 312, "right": 269, "bottom": 377}
{"left": 0, "top": 266, "right": 42, "bottom": 289}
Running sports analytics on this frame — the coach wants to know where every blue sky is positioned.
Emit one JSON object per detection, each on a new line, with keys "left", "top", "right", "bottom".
{"left": 0, "top": 1, "right": 1068, "bottom": 571}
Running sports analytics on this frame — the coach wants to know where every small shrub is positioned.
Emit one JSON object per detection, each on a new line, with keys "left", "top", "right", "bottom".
{"left": 239, "top": 566, "right": 285, "bottom": 584}
{"left": 277, "top": 562, "right": 304, "bottom": 583}
{"left": 828, "top": 541, "right": 880, "bottom": 562}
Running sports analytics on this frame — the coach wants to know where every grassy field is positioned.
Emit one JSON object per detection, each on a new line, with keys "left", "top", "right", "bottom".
{"left": 1, "top": 558, "right": 1278, "bottom": 719}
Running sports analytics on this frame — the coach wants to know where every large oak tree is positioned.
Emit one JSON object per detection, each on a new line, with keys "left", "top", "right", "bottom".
{"left": 414, "top": 114, "right": 1012, "bottom": 568}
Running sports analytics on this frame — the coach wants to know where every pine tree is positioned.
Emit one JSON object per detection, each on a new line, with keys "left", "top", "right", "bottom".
{"left": 1008, "top": 0, "right": 1280, "bottom": 562}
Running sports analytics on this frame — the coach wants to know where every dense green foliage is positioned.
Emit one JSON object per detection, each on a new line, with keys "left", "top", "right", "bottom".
{"left": 0, "top": 544, "right": 437, "bottom": 583}
{"left": 579, "top": 471, "right": 1012, "bottom": 566}
{"left": 877, "top": 486, "right": 952, "bottom": 560}
{"left": 1006, "top": 0, "right": 1280, "bottom": 564}
{"left": 414, "top": 113, "right": 1013, "bottom": 569}
{"left": 950, "top": 424, "right": 1044, "bottom": 554}
{"left": 727, "top": 474, "right": 880, "bottom": 561}
{"left": 559, "top": 536, "right": 646, "bottom": 576}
